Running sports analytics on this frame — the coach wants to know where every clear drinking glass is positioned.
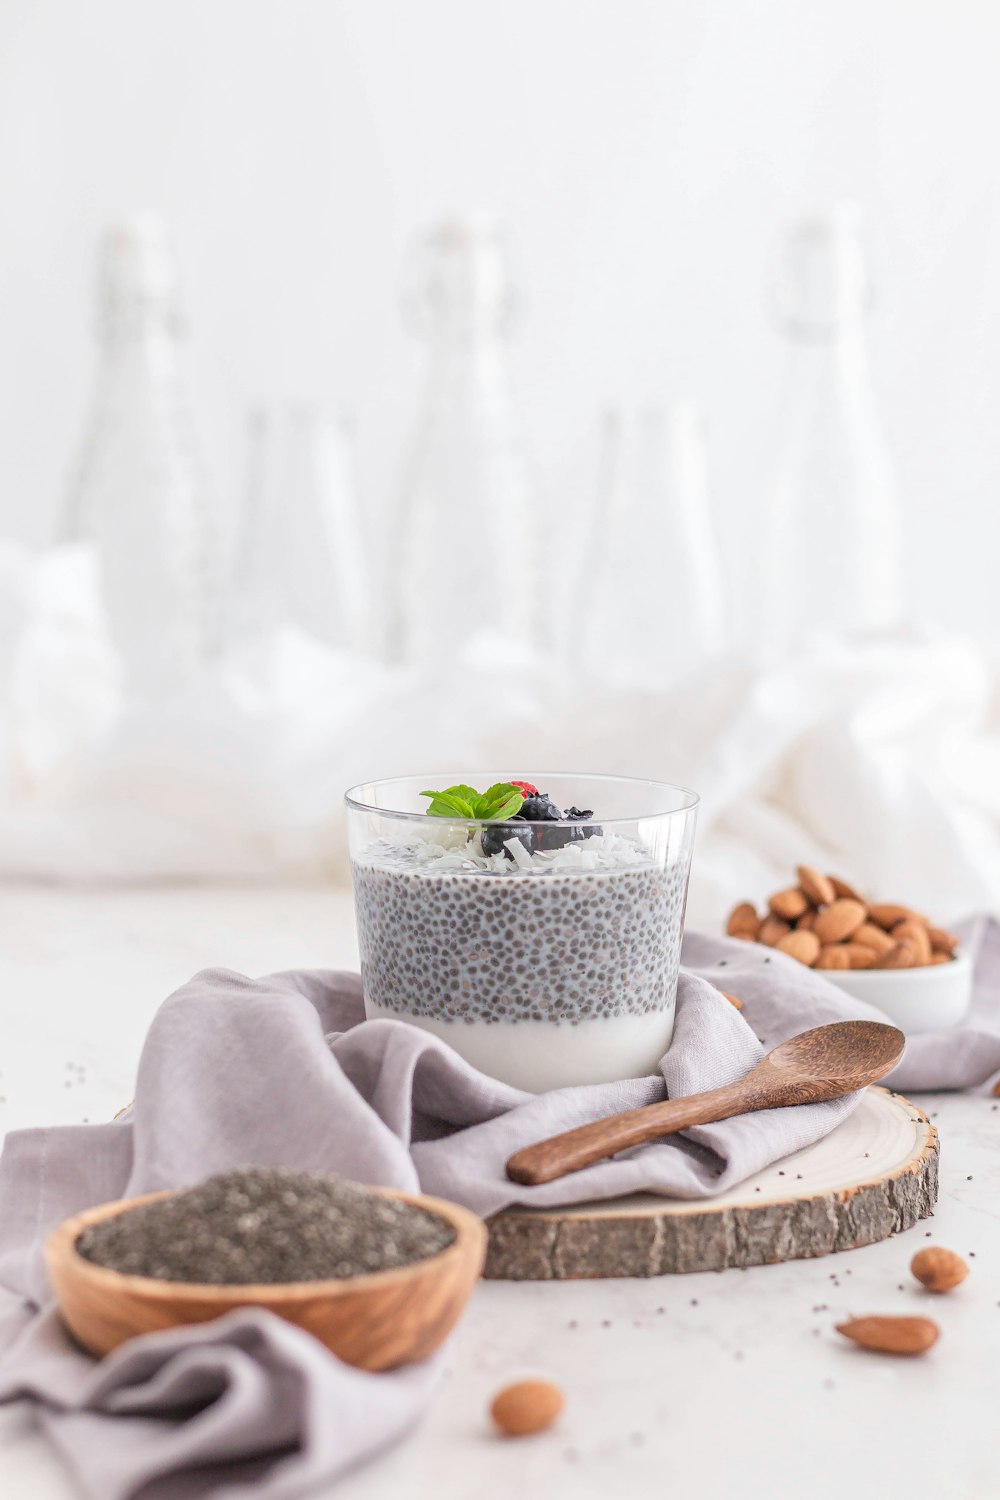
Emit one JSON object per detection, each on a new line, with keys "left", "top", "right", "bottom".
{"left": 345, "top": 773, "right": 699, "bottom": 1092}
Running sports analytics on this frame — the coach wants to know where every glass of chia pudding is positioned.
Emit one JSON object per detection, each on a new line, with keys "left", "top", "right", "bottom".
{"left": 345, "top": 774, "right": 699, "bottom": 1093}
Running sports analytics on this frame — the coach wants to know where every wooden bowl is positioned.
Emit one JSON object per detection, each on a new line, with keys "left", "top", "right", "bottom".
{"left": 46, "top": 1185, "right": 487, "bottom": 1372}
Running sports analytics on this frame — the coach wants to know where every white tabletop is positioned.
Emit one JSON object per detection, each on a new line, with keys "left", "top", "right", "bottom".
{"left": 1, "top": 883, "right": 997, "bottom": 1500}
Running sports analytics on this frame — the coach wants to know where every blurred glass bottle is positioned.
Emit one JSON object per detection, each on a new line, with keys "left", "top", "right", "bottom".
{"left": 754, "top": 205, "right": 902, "bottom": 655}
{"left": 63, "top": 217, "right": 218, "bottom": 692}
{"left": 576, "top": 402, "right": 728, "bottom": 687}
{"left": 389, "top": 218, "right": 537, "bottom": 663}
{"left": 231, "top": 406, "right": 372, "bottom": 652}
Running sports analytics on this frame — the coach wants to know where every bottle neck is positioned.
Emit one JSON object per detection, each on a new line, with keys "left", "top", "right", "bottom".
{"left": 404, "top": 221, "right": 516, "bottom": 392}
{"left": 771, "top": 208, "right": 874, "bottom": 375}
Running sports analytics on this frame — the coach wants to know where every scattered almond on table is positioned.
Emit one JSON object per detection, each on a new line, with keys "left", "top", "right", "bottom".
{"left": 911, "top": 1247, "right": 969, "bottom": 1293}
{"left": 835, "top": 1315, "right": 940, "bottom": 1356}
{"left": 490, "top": 1380, "right": 564, "bottom": 1436}
{"left": 725, "top": 866, "right": 959, "bottom": 970}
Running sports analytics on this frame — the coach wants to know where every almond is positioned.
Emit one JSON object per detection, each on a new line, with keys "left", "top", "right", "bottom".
{"left": 993, "top": 1078, "right": 1000, "bottom": 1098}
{"left": 873, "top": 941, "right": 917, "bottom": 970}
{"left": 816, "top": 944, "right": 850, "bottom": 970}
{"left": 796, "top": 865, "right": 835, "bottom": 907}
{"left": 928, "top": 927, "right": 959, "bottom": 956}
{"left": 813, "top": 898, "right": 867, "bottom": 945}
{"left": 796, "top": 909, "right": 817, "bottom": 932}
{"left": 929, "top": 952, "right": 952, "bottom": 965}
{"left": 869, "top": 903, "right": 925, "bottom": 932}
{"left": 720, "top": 990, "right": 744, "bottom": 1011}
{"left": 758, "top": 914, "right": 792, "bottom": 947}
{"left": 776, "top": 929, "right": 821, "bottom": 966}
{"left": 726, "top": 902, "right": 760, "bottom": 940}
{"left": 836, "top": 1316, "right": 939, "bottom": 1356}
{"left": 490, "top": 1380, "right": 564, "bottom": 1436}
{"left": 853, "top": 922, "right": 895, "bottom": 956}
{"left": 892, "top": 919, "right": 932, "bottom": 966}
{"left": 911, "top": 1247, "right": 968, "bottom": 1294}
{"left": 829, "top": 875, "right": 865, "bottom": 903}
{"left": 769, "top": 887, "right": 810, "bottom": 922}
{"left": 842, "top": 942, "right": 876, "bottom": 969}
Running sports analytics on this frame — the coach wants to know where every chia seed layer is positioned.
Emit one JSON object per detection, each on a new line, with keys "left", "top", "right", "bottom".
{"left": 76, "top": 1167, "right": 456, "bottom": 1284}
{"left": 351, "top": 833, "right": 688, "bottom": 1025}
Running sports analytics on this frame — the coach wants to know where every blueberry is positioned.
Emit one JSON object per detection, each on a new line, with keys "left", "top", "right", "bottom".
{"left": 538, "top": 806, "right": 602, "bottom": 851}
{"left": 518, "top": 794, "right": 564, "bottom": 822}
{"left": 509, "top": 795, "right": 601, "bottom": 851}
{"left": 538, "top": 823, "right": 587, "bottom": 851}
{"left": 481, "top": 822, "right": 536, "bottom": 859}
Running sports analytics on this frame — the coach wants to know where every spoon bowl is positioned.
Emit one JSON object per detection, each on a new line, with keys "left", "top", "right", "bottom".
{"left": 506, "top": 1019, "right": 905, "bottom": 1186}
{"left": 764, "top": 1018, "right": 906, "bottom": 1086}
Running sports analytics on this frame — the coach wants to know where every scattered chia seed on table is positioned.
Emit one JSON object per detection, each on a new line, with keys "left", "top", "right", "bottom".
{"left": 76, "top": 1167, "right": 456, "bottom": 1285}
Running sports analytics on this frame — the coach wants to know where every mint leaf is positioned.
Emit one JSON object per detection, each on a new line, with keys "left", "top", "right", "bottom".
{"left": 474, "top": 783, "right": 525, "bottom": 820}
{"left": 421, "top": 785, "right": 479, "bottom": 806}
{"left": 486, "top": 790, "right": 524, "bottom": 821}
{"left": 421, "top": 782, "right": 525, "bottom": 821}
{"left": 445, "top": 784, "right": 481, "bottom": 805}
{"left": 482, "top": 782, "right": 516, "bottom": 802}
{"left": 479, "top": 783, "right": 519, "bottom": 811}
{"left": 421, "top": 789, "right": 477, "bottom": 818}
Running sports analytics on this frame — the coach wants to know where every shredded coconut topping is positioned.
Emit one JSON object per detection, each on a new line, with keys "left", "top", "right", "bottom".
{"left": 356, "top": 828, "right": 657, "bottom": 876}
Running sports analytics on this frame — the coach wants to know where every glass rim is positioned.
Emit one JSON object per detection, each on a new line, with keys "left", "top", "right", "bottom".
{"left": 344, "top": 771, "right": 700, "bottom": 827}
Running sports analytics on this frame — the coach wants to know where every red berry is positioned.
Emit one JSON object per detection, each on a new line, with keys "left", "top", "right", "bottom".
{"left": 510, "top": 780, "right": 539, "bottom": 797}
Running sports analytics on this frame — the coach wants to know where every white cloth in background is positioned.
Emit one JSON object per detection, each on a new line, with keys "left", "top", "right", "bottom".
{"left": 2, "top": 543, "right": 1000, "bottom": 926}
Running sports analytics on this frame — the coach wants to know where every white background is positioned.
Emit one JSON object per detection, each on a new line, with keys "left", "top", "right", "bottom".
{"left": 0, "top": 0, "right": 994, "bottom": 636}
{"left": 1, "top": 22, "right": 999, "bottom": 1498}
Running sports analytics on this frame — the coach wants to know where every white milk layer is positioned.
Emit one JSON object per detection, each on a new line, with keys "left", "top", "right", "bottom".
{"left": 363, "top": 1002, "right": 676, "bottom": 1093}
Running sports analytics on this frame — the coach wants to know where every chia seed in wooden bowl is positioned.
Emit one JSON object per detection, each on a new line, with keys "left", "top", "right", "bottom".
{"left": 47, "top": 1169, "right": 488, "bottom": 1370}
{"left": 75, "top": 1166, "right": 457, "bottom": 1284}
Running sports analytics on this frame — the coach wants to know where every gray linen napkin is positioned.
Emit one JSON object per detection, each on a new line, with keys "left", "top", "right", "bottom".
{"left": 0, "top": 1305, "right": 437, "bottom": 1500}
{"left": 2, "top": 919, "right": 997, "bottom": 1500}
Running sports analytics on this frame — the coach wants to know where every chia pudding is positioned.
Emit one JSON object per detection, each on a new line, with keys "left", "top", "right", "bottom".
{"left": 347, "top": 776, "right": 698, "bottom": 1092}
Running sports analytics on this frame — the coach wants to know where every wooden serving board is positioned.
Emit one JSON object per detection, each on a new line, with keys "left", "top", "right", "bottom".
{"left": 484, "top": 1086, "right": 937, "bottom": 1280}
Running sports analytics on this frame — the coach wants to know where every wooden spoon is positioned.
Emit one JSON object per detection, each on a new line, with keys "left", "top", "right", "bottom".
{"left": 506, "top": 1019, "right": 905, "bottom": 1187}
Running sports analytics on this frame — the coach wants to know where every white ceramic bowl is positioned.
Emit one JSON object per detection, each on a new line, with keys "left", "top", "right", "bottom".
{"left": 822, "top": 951, "right": 972, "bottom": 1035}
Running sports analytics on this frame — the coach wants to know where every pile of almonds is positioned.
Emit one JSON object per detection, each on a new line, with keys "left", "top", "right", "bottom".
{"left": 726, "top": 867, "right": 959, "bottom": 971}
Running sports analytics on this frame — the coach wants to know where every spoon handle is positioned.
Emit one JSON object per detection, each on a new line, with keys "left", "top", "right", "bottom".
{"left": 506, "top": 1079, "right": 772, "bottom": 1186}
